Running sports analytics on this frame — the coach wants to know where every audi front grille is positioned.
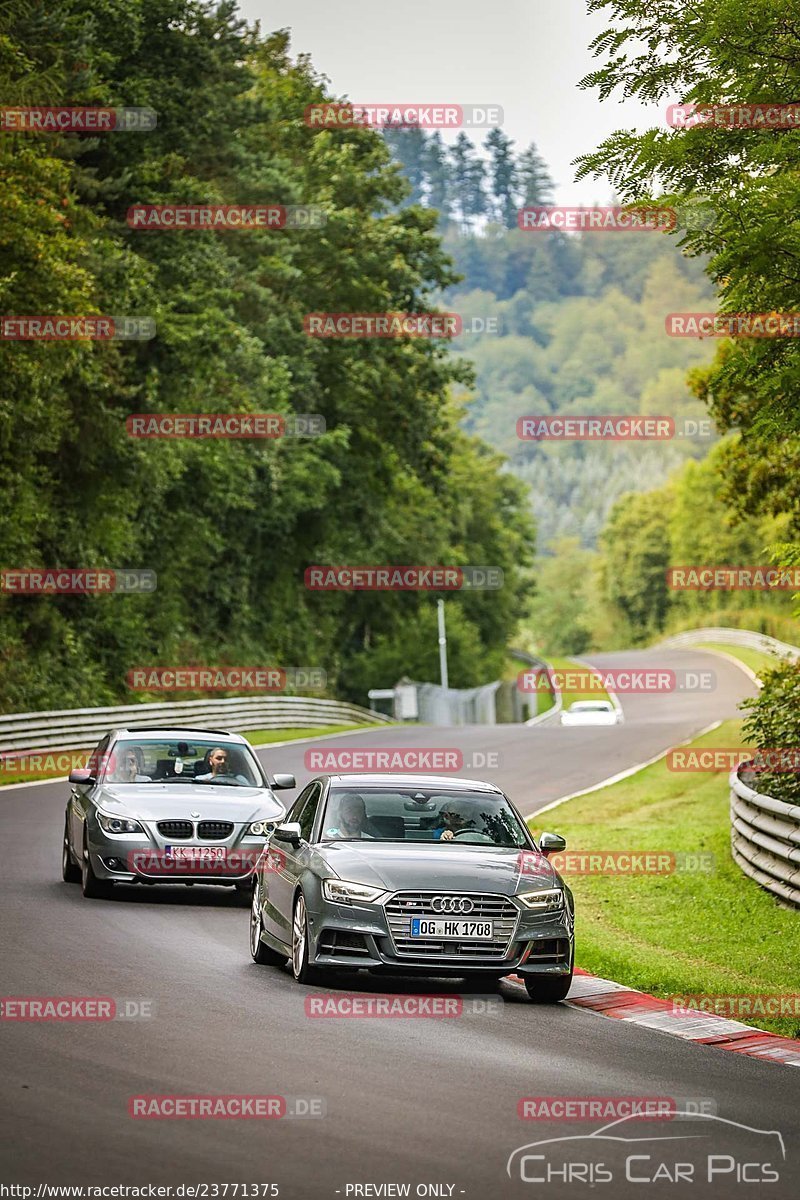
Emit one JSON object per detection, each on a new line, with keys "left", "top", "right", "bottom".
{"left": 156, "top": 820, "right": 193, "bottom": 839}
{"left": 197, "top": 820, "right": 234, "bottom": 840}
{"left": 384, "top": 892, "right": 519, "bottom": 960}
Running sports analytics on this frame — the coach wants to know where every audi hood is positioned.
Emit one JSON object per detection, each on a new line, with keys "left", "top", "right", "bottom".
{"left": 315, "top": 841, "right": 561, "bottom": 896}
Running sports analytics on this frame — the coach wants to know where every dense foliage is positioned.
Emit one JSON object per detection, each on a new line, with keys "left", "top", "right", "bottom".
{"left": 576, "top": 0, "right": 800, "bottom": 535}
{"left": 386, "top": 129, "right": 717, "bottom": 549}
{"left": 0, "top": 0, "right": 535, "bottom": 711}
{"left": 742, "top": 659, "right": 800, "bottom": 802}
{"left": 528, "top": 444, "right": 794, "bottom": 653}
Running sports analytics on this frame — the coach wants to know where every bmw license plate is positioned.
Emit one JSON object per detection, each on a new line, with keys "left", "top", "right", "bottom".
{"left": 164, "top": 845, "right": 226, "bottom": 862}
{"left": 410, "top": 918, "right": 493, "bottom": 940}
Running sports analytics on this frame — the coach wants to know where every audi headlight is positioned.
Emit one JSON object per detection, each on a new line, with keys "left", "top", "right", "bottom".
{"left": 97, "top": 812, "right": 145, "bottom": 835}
{"left": 322, "top": 879, "right": 385, "bottom": 905}
{"left": 518, "top": 887, "right": 564, "bottom": 911}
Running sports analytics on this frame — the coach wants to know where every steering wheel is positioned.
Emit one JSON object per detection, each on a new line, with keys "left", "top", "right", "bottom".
{"left": 451, "top": 830, "right": 494, "bottom": 843}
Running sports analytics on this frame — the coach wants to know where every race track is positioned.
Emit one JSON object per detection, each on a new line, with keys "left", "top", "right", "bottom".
{"left": 2, "top": 648, "right": 798, "bottom": 1198}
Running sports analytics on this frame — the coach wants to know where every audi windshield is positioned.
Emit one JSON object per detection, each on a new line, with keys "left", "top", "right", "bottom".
{"left": 319, "top": 787, "right": 532, "bottom": 847}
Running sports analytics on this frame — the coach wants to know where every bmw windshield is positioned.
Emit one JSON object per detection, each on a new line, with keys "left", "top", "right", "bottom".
{"left": 96, "top": 738, "right": 265, "bottom": 787}
{"left": 319, "top": 787, "right": 532, "bottom": 847}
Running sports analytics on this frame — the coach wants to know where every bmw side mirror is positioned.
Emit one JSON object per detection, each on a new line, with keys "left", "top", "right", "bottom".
{"left": 539, "top": 832, "right": 566, "bottom": 856}
{"left": 272, "top": 773, "right": 296, "bottom": 791}
{"left": 69, "top": 768, "right": 95, "bottom": 785}
{"left": 273, "top": 821, "right": 302, "bottom": 846}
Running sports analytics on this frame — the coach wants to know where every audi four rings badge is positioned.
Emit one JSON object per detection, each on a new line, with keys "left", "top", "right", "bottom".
{"left": 431, "top": 896, "right": 475, "bottom": 913}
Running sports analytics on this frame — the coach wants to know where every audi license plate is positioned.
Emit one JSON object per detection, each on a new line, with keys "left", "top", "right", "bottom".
{"left": 164, "top": 845, "right": 226, "bottom": 862}
{"left": 410, "top": 918, "right": 493, "bottom": 940}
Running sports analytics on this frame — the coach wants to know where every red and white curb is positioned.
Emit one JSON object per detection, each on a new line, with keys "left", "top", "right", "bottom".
{"left": 560, "top": 968, "right": 800, "bottom": 1068}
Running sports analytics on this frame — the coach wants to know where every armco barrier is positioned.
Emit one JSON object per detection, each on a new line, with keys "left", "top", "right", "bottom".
{"left": 660, "top": 626, "right": 800, "bottom": 660}
{"left": 730, "top": 765, "right": 800, "bottom": 909}
{"left": 666, "top": 626, "right": 800, "bottom": 905}
{"left": 0, "top": 695, "right": 393, "bottom": 757}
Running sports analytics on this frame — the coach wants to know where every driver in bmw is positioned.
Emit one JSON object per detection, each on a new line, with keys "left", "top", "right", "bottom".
{"left": 195, "top": 746, "right": 248, "bottom": 784}
{"left": 434, "top": 798, "right": 475, "bottom": 840}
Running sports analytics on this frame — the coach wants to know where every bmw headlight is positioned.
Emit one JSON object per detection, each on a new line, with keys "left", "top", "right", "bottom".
{"left": 248, "top": 821, "right": 276, "bottom": 836}
{"left": 517, "top": 887, "right": 564, "bottom": 911}
{"left": 97, "top": 812, "right": 145, "bottom": 835}
{"left": 322, "top": 879, "right": 386, "bottom": 905}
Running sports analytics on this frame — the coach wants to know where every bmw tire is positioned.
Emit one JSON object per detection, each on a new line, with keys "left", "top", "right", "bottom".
{"left": 81, "top": 832, "right": 113, "bottom": 900}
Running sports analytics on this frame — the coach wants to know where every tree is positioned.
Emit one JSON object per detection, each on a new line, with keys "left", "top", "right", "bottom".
{"left": 449, "top": 132, "right": 488, "bottom": 231}
{"left": 422, "top": 132, "right": 454, "bottom": 223}
{"left": 575, "top": 0, "right": 800, "bottom": 533}
{"left": 484, "top": 128, "right": 518, "bottom": 227}
{"left": 517, "top": 142, "right": 554, "bottom": 206}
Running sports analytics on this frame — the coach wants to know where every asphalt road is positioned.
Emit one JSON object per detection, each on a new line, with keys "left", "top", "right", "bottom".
{"left": 2, "top": 647, "right": 798, "bottom": 1199}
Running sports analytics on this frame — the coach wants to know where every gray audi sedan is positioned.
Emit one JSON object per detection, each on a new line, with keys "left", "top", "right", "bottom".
{"left": 62, "top": 727, "right": 295, "bottom": 900}
{"left": 249, "top": 773, "right": 574, "bottom": 1002}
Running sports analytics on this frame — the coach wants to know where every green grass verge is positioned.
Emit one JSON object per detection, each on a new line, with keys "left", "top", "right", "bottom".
{"left": 246, "top": 723, "right": 363, "bottom": 746}
{"left": 545, "top": 655, "right": 612, "bottom": 709}
{"left": 694, "top": 641, "right": 782, "bottom": 680}
{"left": 529, "top": 718, "right": 800, "bottom": 1038}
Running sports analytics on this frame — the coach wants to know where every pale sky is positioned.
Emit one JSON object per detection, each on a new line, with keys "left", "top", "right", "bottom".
{"left": 237, "top": 0, "right": 662, "bottom": 206}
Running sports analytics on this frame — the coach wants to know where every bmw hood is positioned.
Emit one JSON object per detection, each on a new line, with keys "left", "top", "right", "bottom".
{"left": 97, "top": 783, "right": 285, "bottom": 824}
{"left": 318, "top": 842, "right": 559, "bottom": 895}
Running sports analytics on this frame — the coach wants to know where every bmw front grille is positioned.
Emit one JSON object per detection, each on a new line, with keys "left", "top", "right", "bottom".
{"left": 384, "top": 892, "right": 519, "bottom": 960}
{"left": 154, "top": 820, "right": 234, "bottom": 840}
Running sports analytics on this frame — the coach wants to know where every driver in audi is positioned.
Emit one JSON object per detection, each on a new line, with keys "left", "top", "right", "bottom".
{"left": 434, "top": 798, "right": 476, "bottom": 841}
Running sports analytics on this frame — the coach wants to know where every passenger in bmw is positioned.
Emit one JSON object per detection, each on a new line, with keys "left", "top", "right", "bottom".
{"left": 112, "top": 746, "right": 152, "bottom": 783}
{"left": 323, "top": 794, "right": 378, "bottom": 840}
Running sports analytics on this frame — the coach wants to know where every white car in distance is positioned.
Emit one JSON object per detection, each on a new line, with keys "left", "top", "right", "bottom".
{"left": 560, "top": 700, "right": 622, "bottom": 726}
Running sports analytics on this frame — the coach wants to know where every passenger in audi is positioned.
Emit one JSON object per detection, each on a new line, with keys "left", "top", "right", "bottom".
{"left": 324, "top": 794, "right": 378, "bottom": 840}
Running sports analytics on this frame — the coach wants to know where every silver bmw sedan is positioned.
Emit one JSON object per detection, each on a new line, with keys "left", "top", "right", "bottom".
{"left": 62, "top": 726, "right": 295, "bottom": 901}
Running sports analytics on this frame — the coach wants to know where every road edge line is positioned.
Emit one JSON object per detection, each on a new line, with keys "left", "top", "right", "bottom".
{"left": 524, "top": 719, "right": 723, "bottom": 821}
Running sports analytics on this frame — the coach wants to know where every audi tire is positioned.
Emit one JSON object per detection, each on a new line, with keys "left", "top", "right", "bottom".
{"left": 61, "top": 816, "right": 80, "bottom": 883}
{"left": 291, "top": 892, "right": 323, "bottom": 985}
{"left": 250, "top": 880, "right": 286, "bottom": 966}
{"left": 524, "top": 969, "right": 574, "bottom": 1004}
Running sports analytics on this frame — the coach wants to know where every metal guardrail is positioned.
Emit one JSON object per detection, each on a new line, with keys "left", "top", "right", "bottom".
{"left": 666, "top": 626, "right": 800, "bottom": 904}
{"left": 660, "top": 626, "right": 800, "bottom": 659}
{"left": 730, "top": 766, "right": 800, "bottom": 909}
{"left": 0, "top": 695, "right": 394, "bottom": 756}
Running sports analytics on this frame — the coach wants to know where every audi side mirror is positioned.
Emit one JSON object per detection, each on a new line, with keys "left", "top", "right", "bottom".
{"left": 539, "top": 832, "right": 566, "bottom": 856}
{"left": 272, "top": 773, "right": 296, "bottom": 791}
{"left": 69, "top": 768, "right": 95, "bottom": 785}
{"left": 273, "top": 821, "right": 302, "bottom": 846}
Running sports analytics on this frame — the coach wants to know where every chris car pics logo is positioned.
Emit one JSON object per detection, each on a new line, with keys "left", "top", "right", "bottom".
{"left": 506, "top": 1112, "right": 785, "bottom": 1185}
